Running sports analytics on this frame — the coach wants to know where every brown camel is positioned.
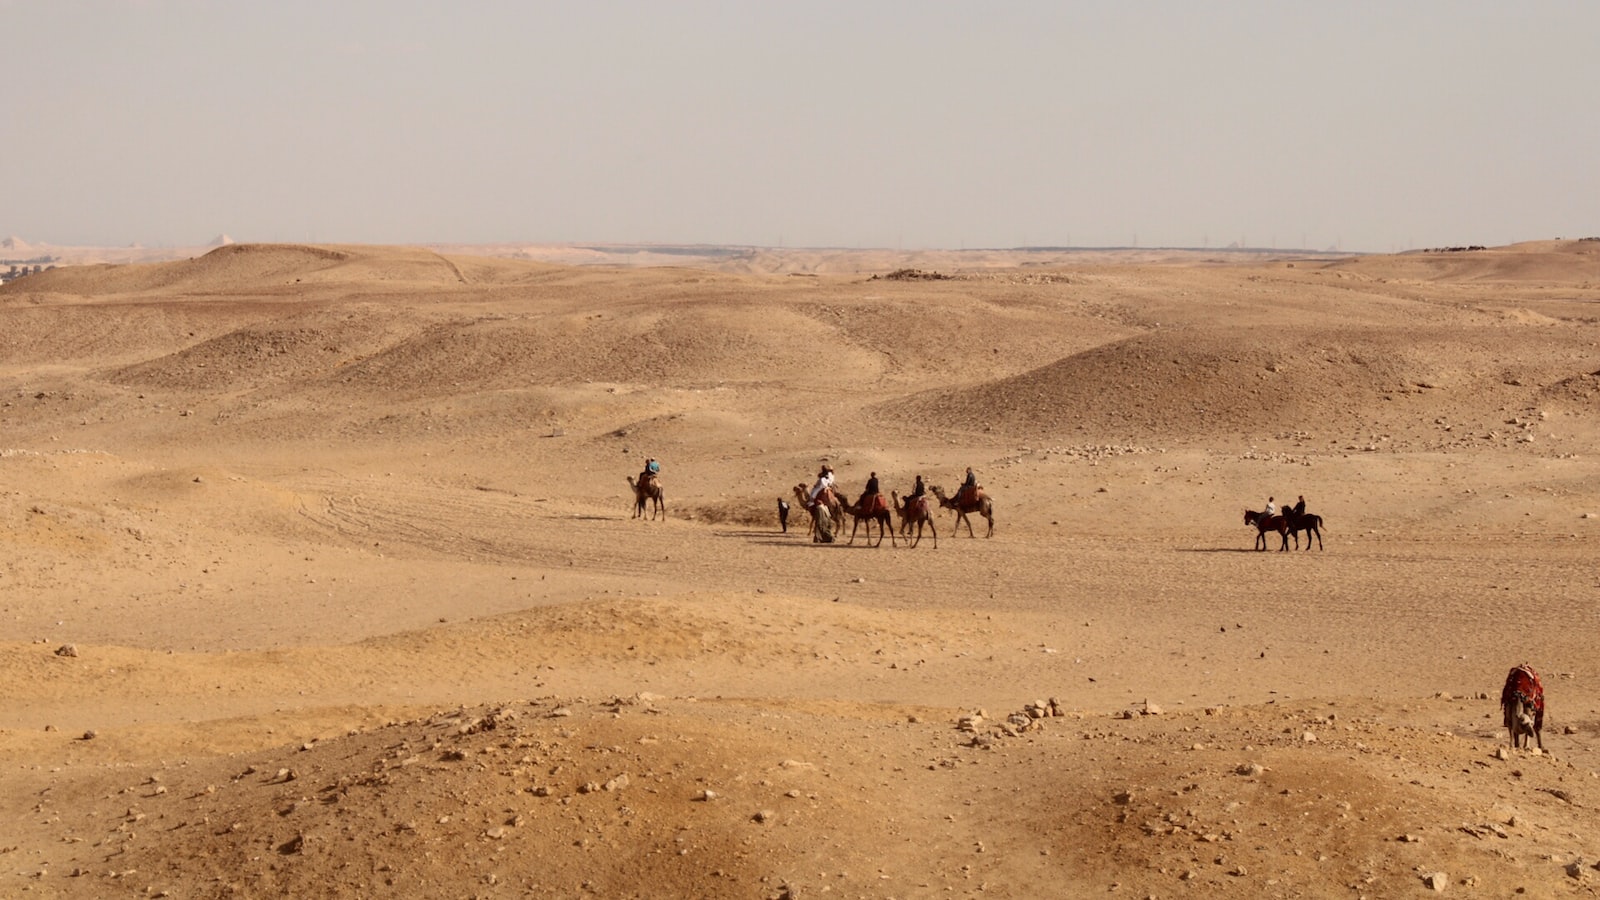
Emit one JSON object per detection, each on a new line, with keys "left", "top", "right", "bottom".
{"left": 792, "top": 483, "right": 840, "bottom": 543}
{"left": 929, "top": 485, "right": 994, "bottom": 538}
{"left": 840, "top": 493, "right": 898, "bottom": 548}
{"left": 626, "top": 474, "right": 664, "bottom": 520}
{"left": 891, "top": 490, "right": 937, "bottom": 548}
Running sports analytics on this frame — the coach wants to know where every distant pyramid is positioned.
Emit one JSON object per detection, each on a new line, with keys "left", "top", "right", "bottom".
{"left": 207, "top": 233, "right": 235, "bottom": 247}
{"left": 1, "top": 235, "right": 32, "bottom": 252}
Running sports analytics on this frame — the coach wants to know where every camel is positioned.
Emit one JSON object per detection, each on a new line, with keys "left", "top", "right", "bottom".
{"left": 626, "top": 474, "right": 664, "bottom": 520}
{"left": 929, "top": 485, "right": 994, "bottom": 538}
{"left": 891, "top": 490, "right": 937, "bottom": 548}
{"left": 793, "top": 483, "right": 844, "bottom": 542}
{"left": 840, "top": 492, "right": 897, "bottom": 548}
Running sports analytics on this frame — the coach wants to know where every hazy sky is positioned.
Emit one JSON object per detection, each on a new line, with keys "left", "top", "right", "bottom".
{"left": 4, "top": 1, "right": 1596, "bottom": 251}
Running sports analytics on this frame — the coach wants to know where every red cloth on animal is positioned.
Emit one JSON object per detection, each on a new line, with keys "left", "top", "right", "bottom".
{"left": 1501, "top": 665, "right": 1544, "bottom": 714}
{"left": 864, "top": 493, "right": 889, "bottom": 515}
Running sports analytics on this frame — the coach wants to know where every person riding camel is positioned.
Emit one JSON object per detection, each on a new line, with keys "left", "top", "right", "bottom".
{"left": 903, "top": 474, "right": 926, "bottom": 511}
{"left": 639, "top": 457, "right": 660, "bottom": 487}
{"left": 958, "top": 467, "right": 979, "bottom": 506}
{"left": 860, "top": 472, "right": 887, "bottom": 514}
{"left": 808, "top": 465, "right": 835, "bottom": 508}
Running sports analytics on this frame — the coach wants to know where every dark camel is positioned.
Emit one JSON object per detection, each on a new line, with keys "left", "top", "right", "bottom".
{"left": 626, "top": 474, "right": 664, "bottom": 520}
{"left": 840, "top": 493, "right": 898, "bottom": 548}
{"left": 891, "top": 490, "right": 937, "bottom": 548}
{"left": 929, "top": 485, "right": 994, "bottom": 538}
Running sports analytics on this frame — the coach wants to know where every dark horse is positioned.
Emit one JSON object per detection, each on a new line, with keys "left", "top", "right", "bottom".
{"left": 1243, "top": 509, "right": 1289, "bottom": 551}
{"left": 1282, "top": 508, "right": 1324, "bottom": 550}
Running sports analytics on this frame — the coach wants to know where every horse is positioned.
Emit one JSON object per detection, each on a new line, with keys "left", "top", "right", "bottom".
{"left": 929, "top": 485, "right": 995, "bottom": 538}
{"left": 626, "top": 474, "right": 664, "bottom": 520}
{"left": 1243, "top": 509, "right": 1288, "bottom": 551}
{"left": 839, "top": 492, "right": 897, "bottom": 548}
{"left": 1282, "top": 509, "right": 1324, "bottom": 550}
{"left": 1501, "top": 664, "right": 1545, "bottom": 750}
{"left": 890, "top": 490, "right": 937, "bottom": 548}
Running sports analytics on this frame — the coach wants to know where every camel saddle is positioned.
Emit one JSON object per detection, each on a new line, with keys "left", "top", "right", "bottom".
{"left": 956, "top": 484, "right": 983, "bottom": 506}
{"left": 862, "top": 492, "right": 889, "bottom": 515}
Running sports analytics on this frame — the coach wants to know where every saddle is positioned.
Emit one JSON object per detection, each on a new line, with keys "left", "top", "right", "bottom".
{"left": 862, "top": 492, "right": 889, "bottom": 515}
{"left": 956, "top": 485, "right": 982, "bottom": 506}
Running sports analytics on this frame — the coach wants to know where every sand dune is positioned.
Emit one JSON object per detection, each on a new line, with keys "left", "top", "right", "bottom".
{"left": 3, "top": 241, "right": 1600, "bottom": 897}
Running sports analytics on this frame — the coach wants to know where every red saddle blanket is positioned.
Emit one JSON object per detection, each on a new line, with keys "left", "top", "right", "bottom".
{"left": 1502, "top": 665, "right": 1544, "bottom": 714}
{"left": 863, "top": 493, "right": 889, "bottom": 515}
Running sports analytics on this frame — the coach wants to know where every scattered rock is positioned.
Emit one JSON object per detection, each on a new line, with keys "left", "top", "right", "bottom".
{"left": 695, "top": 789, "right": 719, "bottom": 802}
{"left": 54, "top": 644, "right": 78, "bottom": 658}
{"left": 1236, "top": 763, "right": 1264, "bottom": 777}
{"left": 1424, "top": 871, "right": 1448, "bottom": 891}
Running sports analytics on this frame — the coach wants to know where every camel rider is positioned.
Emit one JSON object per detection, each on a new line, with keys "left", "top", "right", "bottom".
{"left": 808, "top": 465, "right": 835, "bottom": 507}
{"left": 904, "top": 474, "right": 926, "bottom": 511}
{"left": 1292, "top": 495, "right": 1306, "bottom": 517}
{"left": 959, "top": 467, "right": 978, "bottom": 505}
{"left": 640, "top": 457, "right": 660, "bottom": 486}
{"left": 861, "top": 472, "right": 883, "bottom": 513}
{"left": 1264, "top": 496, "right": 1277, "bottom": 517}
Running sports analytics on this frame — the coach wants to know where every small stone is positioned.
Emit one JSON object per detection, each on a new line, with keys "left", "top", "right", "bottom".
{"left": 602, "top": 774, "right": 629, "bottom": 792}
{"left": 1565, "top": 725, "right": 1579, "bottom": 735}
{"left": 1143, "top": 700, "right": 1163, "bottom": 716}
{"left": 1495, "top": 747, "right": 1510, "bottom": 760}
{"left": 1236, "top": 763, "right": 1264, "bottom": 777}
{"left": 54, "top": 644, "right": 78, "bottom": 658}
{"left": 1113, "top": 790, "right": 1134, "bottom": 805}
{"left": 695, "top": 789, "right": 719, "bottom": 802}
{"left": 754, "top": 809, "right": 774, "bottom": 824}
{"left": 1425, "top": 871, "right": 1448, "bottom": 891}
{"left": 1301, "top": 731, "right": 1317, "bottom": 743}
{"left": 1566, "top": 860, "right": 1589, "bottom": 880}
{"left": 81, "top": 730, "right": 97, "bottom": 741}
{"left": 1399, "top": 833, "right": 1421, "bottom": 843}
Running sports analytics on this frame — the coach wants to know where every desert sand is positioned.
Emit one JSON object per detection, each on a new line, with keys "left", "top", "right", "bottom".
{"left": 3, "top": 239, "right": 1600, "bottom": 898}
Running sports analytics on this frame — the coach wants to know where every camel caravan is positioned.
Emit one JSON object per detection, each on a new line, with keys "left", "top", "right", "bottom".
{"left": 787, "top": 465, "right": 991, "bottom": 548}
{"left": 626, "top": 454, "right": 993, "bottom": 548}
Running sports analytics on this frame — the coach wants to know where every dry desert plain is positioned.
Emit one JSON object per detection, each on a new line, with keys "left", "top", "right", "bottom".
{"left": 3, "top": 240, "right": 1600, "bottom": 898}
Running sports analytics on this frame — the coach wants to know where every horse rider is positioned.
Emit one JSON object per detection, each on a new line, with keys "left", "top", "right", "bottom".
{"left": 1292, "top": 495, "right": 1306, "bottom": 517}
{"left": 1264, "top": 496, "right": 1277, "bottom": 517}
{"left": 808, "top": 465, "right": 835, "bottom": 508}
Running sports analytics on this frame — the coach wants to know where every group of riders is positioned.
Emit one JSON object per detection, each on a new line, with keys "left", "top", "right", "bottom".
{"left": 805, "top": 464, "right": 980, "bottom": 517}
{"left": 1263, "top": 494, "right": 1308, "bottom": 520}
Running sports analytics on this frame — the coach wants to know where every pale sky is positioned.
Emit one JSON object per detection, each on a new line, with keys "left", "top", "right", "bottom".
{"left": 3, "top": 1, "right": 1596, "bottom": 252}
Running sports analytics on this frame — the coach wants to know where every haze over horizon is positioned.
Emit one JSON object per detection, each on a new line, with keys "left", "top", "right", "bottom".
{"left": 3, "top": 1, "right": 1596, "bottom": 254}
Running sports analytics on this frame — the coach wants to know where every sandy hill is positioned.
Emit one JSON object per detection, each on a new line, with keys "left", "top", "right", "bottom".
{"left": 3, "top": 241, "right": 1600, "bottom": 897}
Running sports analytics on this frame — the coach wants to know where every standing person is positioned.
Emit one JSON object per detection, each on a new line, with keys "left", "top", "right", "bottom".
{"left": 777, "top": 498, "right": 791, "bottom": 533}
{"left": 1264, "top": 496, "right": 1277, "bottom": 517}
{"left": 1292, "top": 495, "right": 1306, "bottom": 517}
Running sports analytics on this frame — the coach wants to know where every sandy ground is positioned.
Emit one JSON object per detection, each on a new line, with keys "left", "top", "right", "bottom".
{"left": 3, "top": 240, "right": 1600, "bottom": 898}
